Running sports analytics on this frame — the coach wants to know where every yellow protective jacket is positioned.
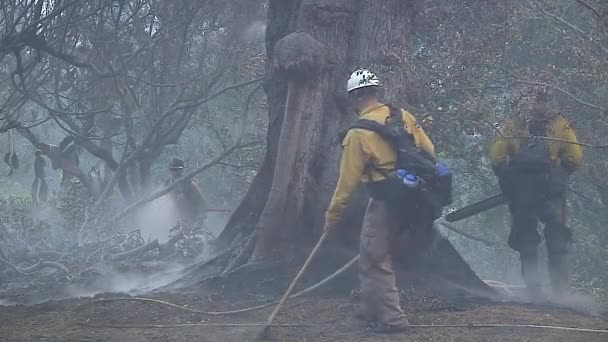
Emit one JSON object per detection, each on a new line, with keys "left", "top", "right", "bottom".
{"left": 489, "top": 115, "right": 583, "bottom": 173}
{"left": 325, "top": 102, "right": 435, "bottom": 224}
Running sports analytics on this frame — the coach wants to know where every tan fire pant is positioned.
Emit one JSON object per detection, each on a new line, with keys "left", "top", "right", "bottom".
{"left": 358, "top": 199, "right": 409, "bottom": 326}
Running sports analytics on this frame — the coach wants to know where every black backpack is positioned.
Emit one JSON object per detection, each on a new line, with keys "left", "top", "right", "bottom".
{"left": 346, "top": 104, "right": 452, "bottom": 219}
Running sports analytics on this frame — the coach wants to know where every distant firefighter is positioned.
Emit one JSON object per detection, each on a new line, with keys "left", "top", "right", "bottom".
{"left": 490, "top": 90, "right": 582, "bottom": 299}
{"left": 164, "top": 157, "right": 208, "bottom": 224}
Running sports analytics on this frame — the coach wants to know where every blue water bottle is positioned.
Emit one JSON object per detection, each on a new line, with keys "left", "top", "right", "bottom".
{"left": 435, "top": 162, "right": 451, "bottom": 177}
{"left": 435, "top": 162, "right": 453, "bottom": 205}
{"left": 396, "top": 169, "right": 419, "bottom": 188}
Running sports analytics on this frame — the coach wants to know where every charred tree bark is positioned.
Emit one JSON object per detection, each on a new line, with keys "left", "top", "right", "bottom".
{"left": 218, "top": 0, "right": 492, "bottom": 295}
{"left": 252, "top": 32, "right": 327, "bottom": 259}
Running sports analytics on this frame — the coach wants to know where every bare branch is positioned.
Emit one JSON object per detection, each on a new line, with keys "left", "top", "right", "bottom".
{"left": 575, "top": 0, "right": 603, "bottom": 21}
{"left": 175, "top": 77, "right": 263, "bottom": 112}
{"left": 531, "top": 0, "right": 608, "bottom": 56}
{"left": 512, "top": 79, "right": 604, "bottom": 111}
{"left": 98, "top": 84, "right": 261, "bottom": 231}
{"left": 489, "top": 120, "right": 608, "bottom": 148}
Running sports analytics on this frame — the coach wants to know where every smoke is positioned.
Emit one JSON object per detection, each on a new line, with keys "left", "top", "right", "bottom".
{"left": 135, "top": 195, "right": 179, "bottom": 243}
{"left": 64, "top": 260, "right": 192, "bottom": 299}
{"left": 243, "top": 20, "right": 266, "bottom": 43}
{"left": 550, "top": 291, "right": 603, "bottom": 316}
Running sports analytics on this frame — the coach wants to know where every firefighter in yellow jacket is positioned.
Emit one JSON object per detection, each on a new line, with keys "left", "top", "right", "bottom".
{"left": 323, "top": 69, "right": 437, "bottom": 334}
{"left": 490, "top": 90, "right": 582, "bottom": 298}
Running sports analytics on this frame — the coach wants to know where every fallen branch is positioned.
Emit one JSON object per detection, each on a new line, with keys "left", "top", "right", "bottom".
{"left": 107, "top": 240, "right": 160, "bottom": 262}
{"left": 438, "top": 221, "right": 500, "bottom": 246}
{"left": 107, "top": 229, "right": 186, "bottom": 262}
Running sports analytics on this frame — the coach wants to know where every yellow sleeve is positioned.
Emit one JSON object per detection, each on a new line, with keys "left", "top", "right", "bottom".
{"left": 489, "top": 119, "right": 514, "bottom": 169}
{"left": 404, "top": 110, "right": 435, "bottom": 158}
{"left": 558, "top": 119, "right": 583, "bottom": 172}
{"left": 325, "top": 131, "right": 368, "bottom": 223}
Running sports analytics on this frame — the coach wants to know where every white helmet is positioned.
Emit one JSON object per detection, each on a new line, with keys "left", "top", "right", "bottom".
{"left": 346, "top": 69, "right": 380, "bottom": 92}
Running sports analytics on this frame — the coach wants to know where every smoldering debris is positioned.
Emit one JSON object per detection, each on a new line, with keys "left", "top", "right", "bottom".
{"left": 0, "top": 220, "right": 221, "bottom": 306}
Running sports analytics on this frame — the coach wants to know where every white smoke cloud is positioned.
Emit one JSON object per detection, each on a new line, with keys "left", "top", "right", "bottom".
{"left": 135, "top": 195, "right": 179, "bottom": 243}
{"left": 243, "top": 20, "right": 266, "bottom": 43}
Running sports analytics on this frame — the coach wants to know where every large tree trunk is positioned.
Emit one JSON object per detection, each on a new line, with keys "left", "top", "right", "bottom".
{"left": 217, "top": 0, "right": 491, "bottom": 295}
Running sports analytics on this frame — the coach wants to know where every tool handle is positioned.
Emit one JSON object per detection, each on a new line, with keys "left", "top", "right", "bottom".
{"left": 265, "top": 231, "right": 328, "bottom": 325}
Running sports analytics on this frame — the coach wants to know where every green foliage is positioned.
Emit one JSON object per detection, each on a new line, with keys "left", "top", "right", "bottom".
{"left": 54, "top": 181, "right": 92, "bottom": 233}
{"left": 0, "top": 196, "right": 51, "bottom": 253}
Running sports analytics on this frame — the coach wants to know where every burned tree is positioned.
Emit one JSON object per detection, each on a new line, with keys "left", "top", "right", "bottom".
{"left": 216, "top": 0, "right": 492, "bottom": 295}
{"left": 251, "top": 32, "right": 327, "bottom": 260}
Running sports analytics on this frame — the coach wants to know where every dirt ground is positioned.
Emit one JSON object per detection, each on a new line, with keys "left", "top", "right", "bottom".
{"left": 0, "top": 290, "right": 606, "bottom": 342}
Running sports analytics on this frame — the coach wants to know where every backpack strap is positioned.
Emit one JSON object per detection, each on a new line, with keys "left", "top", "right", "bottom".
{"left": 349, "top": 119, "right": 392, "bottom": 138}
{"left": 347, "top": 120, "right": 394, "bottom": 179}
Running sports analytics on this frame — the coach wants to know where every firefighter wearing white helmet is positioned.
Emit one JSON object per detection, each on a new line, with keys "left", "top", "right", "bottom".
{"left": 347, "top": 69, "right": 380, "bottom": 92}
{"left": 324, "top": 69, "right": 437, "bottom": 334}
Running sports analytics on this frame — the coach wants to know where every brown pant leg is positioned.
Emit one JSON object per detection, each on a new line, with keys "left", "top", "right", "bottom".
{"left": 359, "top": 199, "right": 408, "bottom": 326}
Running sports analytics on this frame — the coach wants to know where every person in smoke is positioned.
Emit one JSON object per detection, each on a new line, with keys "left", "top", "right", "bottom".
{"left": 490, "top": 89, "right": 583, "bottom": 300}
{"left": 323, "top": 69, "right": 439, "bottom": 334}
{"left": 164, "top": 157, "right": 208, "bottom": 224}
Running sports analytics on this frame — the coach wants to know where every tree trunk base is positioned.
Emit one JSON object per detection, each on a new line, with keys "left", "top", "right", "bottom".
{"left": 156, "top": 239, "right": 497, "bottom": 304}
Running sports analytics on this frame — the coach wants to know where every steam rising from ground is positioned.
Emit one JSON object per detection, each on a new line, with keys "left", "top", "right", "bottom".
{"left": 1, "top": 194, "right": 230, "bottom": 306}
{"left": 135, "top": 195, "right": 179, "bottom": 243}
{"left": 243, "top": 21, "right": 266, "bottom": 43}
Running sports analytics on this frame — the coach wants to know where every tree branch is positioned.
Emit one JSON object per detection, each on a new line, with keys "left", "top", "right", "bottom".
{"left": 98, "top": 84, "right": 262, "bottom": 231}
{"left": 532, "top": 0, "right": 608, "bottom": 56}
{"left": 512, "top": 78, "right": 604, "bottom": 111}
{"left": 575, "top": 0, "right": 603, "bottom": 21}
{"left": 489, "top": 121, "right": 608, "bottom": 148}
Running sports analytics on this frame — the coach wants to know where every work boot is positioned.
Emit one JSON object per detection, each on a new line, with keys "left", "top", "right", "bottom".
{"left": 520, "top": 252, "right": 543, "bottom": 302}
{"left": 548, "top": 253, "right": 570, "bottom": 297}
